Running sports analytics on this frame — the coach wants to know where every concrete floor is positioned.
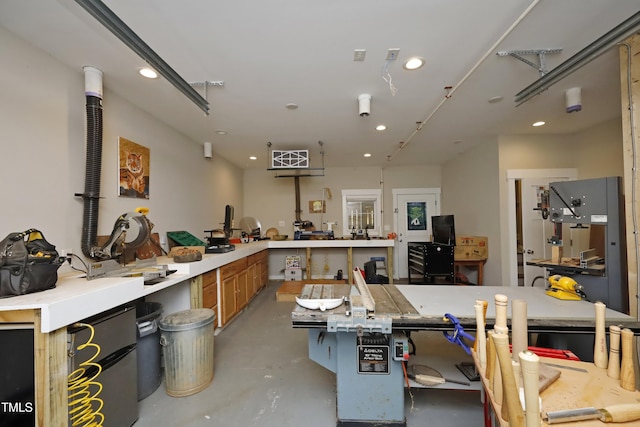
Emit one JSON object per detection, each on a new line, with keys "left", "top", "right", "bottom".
{"left": 135, "top": 281, "right": 484, "bottom": 427}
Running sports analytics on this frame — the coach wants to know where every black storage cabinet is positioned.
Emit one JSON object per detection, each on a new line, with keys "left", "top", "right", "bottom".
{"left": 408, "top": 242, "right": 454, "bottom": 284}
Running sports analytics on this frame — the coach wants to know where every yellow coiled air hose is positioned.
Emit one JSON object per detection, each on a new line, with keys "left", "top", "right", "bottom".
{"left": 67, "top": 323, "right": 105, "bottom": 427}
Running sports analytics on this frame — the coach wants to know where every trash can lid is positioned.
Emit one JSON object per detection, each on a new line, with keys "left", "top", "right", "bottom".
{"left": 159, "top": 308, "right": 216, "bottom": 332}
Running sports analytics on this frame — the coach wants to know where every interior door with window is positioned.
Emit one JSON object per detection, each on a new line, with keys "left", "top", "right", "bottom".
{"left": 393, "top": 189, "right": 439, "bottom": 279}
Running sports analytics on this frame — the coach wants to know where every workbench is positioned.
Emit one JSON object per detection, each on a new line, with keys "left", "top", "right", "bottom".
{"left": 292, "top": 284, "right": 639, "bottom": 426}
{"left": 292, "top": 285, "right": 636, "bottom": 332}
{"left": 268, "top": 238, "right": 395, "bottom": 283}
{"left": 0, "top": 241, "right": 269, "bottom": 427}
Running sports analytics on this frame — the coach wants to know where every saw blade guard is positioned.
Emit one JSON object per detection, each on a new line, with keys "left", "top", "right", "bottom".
{"left": 91, "top": 208, "right": 153, "bottom": 260}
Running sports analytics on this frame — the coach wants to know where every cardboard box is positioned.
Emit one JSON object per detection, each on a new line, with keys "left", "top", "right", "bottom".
{"left": 454, "top": 236, "right": 488, "bottom": 259}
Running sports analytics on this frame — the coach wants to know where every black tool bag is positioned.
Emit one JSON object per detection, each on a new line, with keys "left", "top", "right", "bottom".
{"left": 0, "top": 229, "right": 64, "bottom": 298}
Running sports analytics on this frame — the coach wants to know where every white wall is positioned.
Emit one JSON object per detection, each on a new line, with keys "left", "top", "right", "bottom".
{"left": 572, "top": 118, "right": 624, "bottom": 178}
{"left": 243, "top": 165, "right": 442, "bottom": 237}
{"left": 441, "top": 139, "right": 502, "bottom": 284}
{"left": 243, "top": 165, "right": 441, "bottom": 278}
{"left": 0, "top": 26, "right": 243, "bottom": 272}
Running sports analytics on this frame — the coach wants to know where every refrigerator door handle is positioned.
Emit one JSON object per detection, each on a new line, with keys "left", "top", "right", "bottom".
{"left": 83, "top": 343, "right": 137, "bottom": 378}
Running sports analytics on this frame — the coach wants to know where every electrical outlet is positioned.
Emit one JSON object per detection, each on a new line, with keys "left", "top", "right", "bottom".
{"left": 386, "top": 48, "right": 400, "bottom": 60}
{"left": 354, "top": 49, "right": 366, "bottom": 61}
{"left": 278, "top": 220, "right": 285, "bottom": 227}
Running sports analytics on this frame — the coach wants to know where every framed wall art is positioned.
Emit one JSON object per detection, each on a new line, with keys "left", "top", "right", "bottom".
{"left": 118, "top": 137, "right": 150, "bottom": 199}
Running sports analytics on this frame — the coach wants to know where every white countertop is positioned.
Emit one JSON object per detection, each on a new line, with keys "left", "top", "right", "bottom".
{"left": 0, "top": 274, "right": 143, "bottom": 332}
{"left": 0, "top": 239, "right": 395, "bottom": 332}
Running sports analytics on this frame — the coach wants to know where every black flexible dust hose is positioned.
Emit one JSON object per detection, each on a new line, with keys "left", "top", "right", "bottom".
{"left": 80, "top": 95, "right": 103, "bottom": 258}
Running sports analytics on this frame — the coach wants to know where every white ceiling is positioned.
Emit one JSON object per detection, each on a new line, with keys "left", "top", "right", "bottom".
{"left": 1, "top": 0, "right": 639, "bottom": 169}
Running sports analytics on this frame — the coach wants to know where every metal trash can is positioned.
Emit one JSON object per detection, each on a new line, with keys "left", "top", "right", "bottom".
{"left": 159, "top": 308, "right": 215, "bottom": 397}
{"left": 136, "top": 301, "right": 163, "bottom": 400}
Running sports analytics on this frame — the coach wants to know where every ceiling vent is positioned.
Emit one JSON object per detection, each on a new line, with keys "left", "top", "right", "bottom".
{"left": 271, "top": 150, "right": 309, "bottom": 169}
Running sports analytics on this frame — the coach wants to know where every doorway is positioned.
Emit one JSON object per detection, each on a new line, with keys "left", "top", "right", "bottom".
{"left": 506, "top": 169, "right": 577, "bottom": 287}
{"left": 393, "top": 188, "right": 440, "bottom": 280}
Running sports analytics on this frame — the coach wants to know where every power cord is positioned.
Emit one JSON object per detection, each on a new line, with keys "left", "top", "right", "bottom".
{"left": 67, "top": 253, "right": 88, "bottom": 275}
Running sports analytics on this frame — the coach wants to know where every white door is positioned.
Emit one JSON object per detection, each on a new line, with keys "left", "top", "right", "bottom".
{"left": 393, "top": 189, "right": 440, "bottom": 279}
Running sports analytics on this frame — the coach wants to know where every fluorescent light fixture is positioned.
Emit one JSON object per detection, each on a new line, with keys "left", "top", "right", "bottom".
{"left": 404, "top": 57, "right": 425, "bottom": 70}
{"left": 364, "top": 153, "right": 372, "bottom": 158}
{"left": 215, "top": 130, "right": 228, "bottom": 135}
{"left": 515, "top": 11, "right": 640, "bottom": 105}
{"left": 75, "top": 0, "right": 209, "bottom": 114}
{"left": 249, "top": 156, "right": 257, "bottom": 160}
{"left": 139, "top": 67, "right": 157, "bottom": 79}
{"left": 376, "top": 124, "right": 387, "bottom": 131}
{"left": 532, "top": 121, "right": 546, "bottom": 127}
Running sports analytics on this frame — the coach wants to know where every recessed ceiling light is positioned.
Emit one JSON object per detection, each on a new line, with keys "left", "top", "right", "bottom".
{"left": 403, "top": 57, "right": 425, "bottom": 70}
{"left": 488, "top": 96, "right": 503, "bottom": 104}
{"left": 215, "top": 130, "right": 228, "bottom": 135}
{"left": 376, "top": 125, "right": 386, "bottom": 131}
{"left": 532, "top": 121, "right": 546, "bottom": 127}
{"left": 139, "top": 67, "right": 158, "bottom": 79}
{"left": 285, "top": 103, "right": 299, "bottom": 110}
{"left": 364, "top": 153, "right": 372, "bottom": 158}
{"left": 249, "top": 156, "right": 257, "bottom": 160}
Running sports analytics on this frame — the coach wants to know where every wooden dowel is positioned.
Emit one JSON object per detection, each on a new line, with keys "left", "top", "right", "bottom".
{"left": 493, "top": 332, "right": 525, "bottom": 427}
{"left": 511, "top": 299, "right": 528, "bottom": 363}
{"left": 486, "top": 330, "right": 496, "bottom": 387}
{"left": 519, "top": 350, "right": 541, "bottom": 427}
{"left": 593, "top": 301, "right": 608, "bottom": 369}
{"left": 620, "top": 328, "right": 636, "bottom": 391}
{"left": 494, "top": 294, "right": 508, "bottom": 335}
{"left": 608, "top": 325, "right": 621, "bottom": 380}
{"left": 475, "top": 300, "right": 487, "bottom": 370}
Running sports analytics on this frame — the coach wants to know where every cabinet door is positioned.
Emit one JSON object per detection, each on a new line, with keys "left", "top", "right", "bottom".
{"left": 221, "top": 274, "right": 237, "bottom": 326}
{"left": 258, "top": 250, "right": 268, "bottom": 289}
{"left": 202, "top": 270, "right": 218, "bottom": 311}
{"left": 247, "top": 263, "right": 257, "bottom": 297}
{"left": 237, "top": 269, "right": 248, "bottom": 309}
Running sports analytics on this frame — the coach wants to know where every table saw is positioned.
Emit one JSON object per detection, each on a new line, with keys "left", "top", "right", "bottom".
{"left": 291, "top": 276, "right": 637, "bottom": 426}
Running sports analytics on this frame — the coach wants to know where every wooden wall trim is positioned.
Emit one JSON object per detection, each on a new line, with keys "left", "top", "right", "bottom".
{"left": 34, "top": 311, "right": 67, "bottom": 427}
{"left": 620, "top": 34, "right": 640, "bottom": 320}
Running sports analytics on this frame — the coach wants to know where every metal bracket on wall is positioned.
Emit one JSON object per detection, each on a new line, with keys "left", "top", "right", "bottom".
{"left": 497, "top": 49, "right": 563, "bottom": 76}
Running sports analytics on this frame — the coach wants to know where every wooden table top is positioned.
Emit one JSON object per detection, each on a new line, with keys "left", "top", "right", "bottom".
{"left": 475, "top": 351, "right": 640, "bottom": 426}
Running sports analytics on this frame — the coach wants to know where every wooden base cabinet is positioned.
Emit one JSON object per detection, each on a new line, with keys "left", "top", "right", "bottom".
{"left": 248, "top": 250, "right": 269, "bottom": 295}
{"left": 220, "top": 258, "right": 248, "bottom": 326}
{"left": 219, "top": 250, "right": 269, "bottom": 327}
